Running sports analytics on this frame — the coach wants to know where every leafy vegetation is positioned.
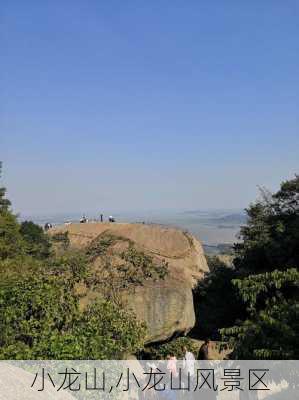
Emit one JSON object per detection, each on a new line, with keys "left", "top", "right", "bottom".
{"left": 220, "top": 175, "right": 299, "bottom": 359}
{"left": 1, "top": 159, "right": 298, "bottom": 360}
{"left": 193, "top": 175, "right": 299, "bottom": 359}
{"left": 51, "top": 231, "right": 70, "bottom": 251}
{"left": 85, "top": 233, "right": 123, "bottom": 261}
{"left": 20, "top": 221, "right": 52, "bottom": 259}
{"left": 234, "top": 176, "right": 299, "bottom": 273}
{"left": 0, "top": 270, "right": 145, "bottom": 359}
{"left": 0, "top": 162, "right": 11, "bottom": 213}
{"left": 0, "top": 211, "right": 25, "bottom": 260}
{"left": 144, "top": 337, "right": 197, "bottom": 359}
{"left": 192, "top": 256, "right": 246, "bottom": 340}
{"left": 221, "top": 268, "right": 299, "bottom": 359}
{"left": 120, "top": 247, "right": 168, "bottom": 284}
{"left": 50, "top": 250, "right": 89, "bottom": 282}
{"left": 85, "top": 234, "right": 168, "bottom": 291}
{"left": 0, "top": 163, "right": 146, "bottom": 359}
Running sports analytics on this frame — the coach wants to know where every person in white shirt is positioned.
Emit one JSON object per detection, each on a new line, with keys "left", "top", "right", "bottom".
{"left": 182, "top": 346, "right": 196, "bottom": 377}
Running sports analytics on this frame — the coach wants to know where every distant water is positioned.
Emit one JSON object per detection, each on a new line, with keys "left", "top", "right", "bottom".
{"left": 119, "top": 211, "right": 243, "bottom": 246}
{"left": 23, "top": 209, "right": 245, "bottom": 247}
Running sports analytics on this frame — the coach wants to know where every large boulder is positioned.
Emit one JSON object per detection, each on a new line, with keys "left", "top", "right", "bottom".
{"left": 51, "top": 223, "right": 208, "bottom": 343}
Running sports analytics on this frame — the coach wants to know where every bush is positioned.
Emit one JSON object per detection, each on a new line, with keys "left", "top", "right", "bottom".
{"left": 192, "top": 256, "right": 246, "bottom": 340}
{"left": 20, "top": 221, "right": 52, "bottom": 259}
{"left": 51, "top": 250, "right": 89, "bottom": 282}
{"left": 85, "top": 234, "right": 168, "bottom": 291}
{"left": 0, "top": 163, "right": 147, "bottom": 359}
{"left": 221, "top": 268, "right": 299, "bottom": 359}
{"left": 144, "top": 337, "right": 197, "bottom": 359}
{"left": 118, "top": 247, "right": 168, "bottom": 287}
{"left": 0, "top": 273, "right": 78, "bottom": 359}
{"left": 234, "top": 175, "right": 299, "bottom": 274}
{"left": 51, "top": 231, "right": 70, "bottom": 251}
{"left": 0, "top": 211, "right": 25, "bottom": 260}
{"left": 72, "top": 299, "right": 146, "bottom": 359}
{"left": 85, "top": 233, "right": 121, "bottom": 261}
{"left": 0, "top": 268, "right": 146, "bottom": 359}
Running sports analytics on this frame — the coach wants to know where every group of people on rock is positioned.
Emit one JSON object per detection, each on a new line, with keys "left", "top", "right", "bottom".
{"left": 79, "top": 214, "right": 116, "bottom": 223}
{"left": 43, "top": 213, "right": 116, "bottom": 230}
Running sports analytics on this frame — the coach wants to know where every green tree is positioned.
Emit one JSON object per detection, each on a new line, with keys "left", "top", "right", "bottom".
{"left": 20, "top": 221, "right": 52, "bottom": 259}
{"left": 0, "top": 164, "right": 51, "bottom": 260}
{"left": 221, "top": 175, "right": 299, "bottom": 359}
{"left": 221, "top": 268, "right": 299, "bottom": 359}
{"left": 0, "top": 162, "right": 25, "bottom": 260}
{"left": 0, "top": 162, "right": 11, "bottom": 212}
{"left": 144, "top": 337, "right": 197, "bottom": 359}
{"left": 0, "top": 163, "right": 147, "bottom": 359}
{"left": 50, "top": 249, "right": 89, "bottom": 282}
{"left": 192, "top": 256, "right": 246, "bottom": 340}
{"left": 0, "top": 273, "right": 78, "bottom": 359}
{"left": 0, "top": 212, "right": 25, "bottom": 260}
{"left": 71, "top": 300, "right": 146, "bottom": 359}
{"left": 0, "top": 270, "right": 146, "bottom": 359}
{"left": 234, "top": 175, "right": 299, "bottom": 274}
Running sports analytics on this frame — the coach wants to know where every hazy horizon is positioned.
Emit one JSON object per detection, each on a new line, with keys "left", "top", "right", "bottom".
{"left": 1, "top": 2, "right": 298, "bottom": 217}
{"left": 17, "top": 207, "right": 246, "bottom": 246}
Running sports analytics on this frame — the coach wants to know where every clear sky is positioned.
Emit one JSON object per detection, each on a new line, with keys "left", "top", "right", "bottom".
{"left": 1, "top": 1, "right": 299, "bottom": 216}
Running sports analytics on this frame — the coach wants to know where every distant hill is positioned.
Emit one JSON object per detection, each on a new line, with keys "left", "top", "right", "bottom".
{"left": 182, "top": 210, "right": 247, "bottom": 226}
{"left": 210, "top": 213, "right": 247, "bottom": 225}
{"left": 203, "top": 243, "right": 234, "bottom": 256}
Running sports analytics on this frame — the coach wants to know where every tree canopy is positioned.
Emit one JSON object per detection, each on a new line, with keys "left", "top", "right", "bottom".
{"left": 221, "top": 175, "right": 299, "bottom": 359}
{"left": 0, "top": 162, "right": 146, "bottom": 359}
{"left": 221, "top": 268, "right": 299, "bottom": 359}
{"left": 0, "top": 162, "right": 11, "bottom": 213}
{"left": 234, "top": 175, "right": 299, "bottom": 274}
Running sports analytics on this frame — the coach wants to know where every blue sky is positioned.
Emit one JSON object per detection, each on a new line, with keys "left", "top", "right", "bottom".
{"left": 1, "top": 1, "right": 299, "bottom": 216}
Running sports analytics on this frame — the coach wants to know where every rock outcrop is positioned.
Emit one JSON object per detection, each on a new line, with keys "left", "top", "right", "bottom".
{"left": 51, "top": 223, "right": 208, "bottom": 343}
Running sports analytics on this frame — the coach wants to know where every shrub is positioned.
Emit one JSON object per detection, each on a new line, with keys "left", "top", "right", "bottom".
{"left": 20, "top": 221, "right": 52, "bottom": 259}
{"left": 0, "top": 269, "right": 146, "bottom": 359}
{"left": 144, "top": 337, "right": 197, "bottom": 359}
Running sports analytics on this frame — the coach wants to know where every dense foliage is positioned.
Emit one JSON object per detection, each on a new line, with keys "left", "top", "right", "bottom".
{"left": 1, "top": 160, "right": 298, "bottom": 360}
{"left": 0, "top": 163, "right": 146, "bottom": 359}
{"left": 20, "top": 221, "right": 52, "bottom": 259}
{"left": 192, "top": 175, "right": 299, "bottom": 359}
{"left": 0, "top": 211, "right": 25, "bottom": 260}
{"left": 0, "top": 162, "right": 11, "bottom": 213}
{"left": 144, "top": 337, "right": 197, "bottom": 359}
{"left": 0, "top": 270, "right": 145, "bottom": 359}
{"left": 221, "top": 268, "right": 299, "bottom": 359}
{"left": 234, "top": 176, "right": 299, "bottom": 273}
{"left": 221, "top": 175, "right": 299, "bottom": 359}
{"left": 85, "top": 234, "right": 168, "bottom": 292}
{"left": 192, "top": 256, "right": 246, "bottom": 340}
